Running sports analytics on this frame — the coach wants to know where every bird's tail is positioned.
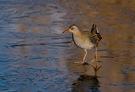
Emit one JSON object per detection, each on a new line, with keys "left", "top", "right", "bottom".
{"left": 90, "top": 24, "right": 102, "bottom": 42}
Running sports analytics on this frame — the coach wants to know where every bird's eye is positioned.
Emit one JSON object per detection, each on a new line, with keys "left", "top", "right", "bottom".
{"left": 71, "top": 28, "right": 74, "bottom": 30}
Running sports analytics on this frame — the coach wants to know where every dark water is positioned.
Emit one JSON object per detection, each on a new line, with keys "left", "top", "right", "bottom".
{"left": 0, "top": 0, "right": 135, "bottom": 92}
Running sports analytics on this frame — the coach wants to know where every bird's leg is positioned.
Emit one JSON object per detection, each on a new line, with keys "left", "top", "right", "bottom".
{"left": 82, "top": 49, "right": 87, "bottom": 63}
{"left": 91, "top": 48, "right": 96, "bottom": 63}
{"left": 95, "top": 47, "right": 98, "bottom": 60}
{"left": 91, "top": 47, "right": 100, "bottom": 63}
{"left": 73, "top": 49, "right": 88, "bottom": 65}
{"left": 95, "top": 47, "right": 100, "bottom": 62}
{"left": 91, "top": 55, "right": 95, "bottom": 64}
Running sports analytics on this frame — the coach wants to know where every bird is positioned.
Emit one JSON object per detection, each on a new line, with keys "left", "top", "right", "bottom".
{"left": 63, "top": 24, "right": 102, "bottom": 64}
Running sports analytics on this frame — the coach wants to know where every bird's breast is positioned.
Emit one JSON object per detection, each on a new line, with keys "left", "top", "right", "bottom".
{"left": 73, "top": 35, "right": 95, "bottom": 49}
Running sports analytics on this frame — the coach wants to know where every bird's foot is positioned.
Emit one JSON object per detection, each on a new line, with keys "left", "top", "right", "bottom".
{"left": 97, "top": 60, "right": 102, "bottom": 63}
{"left": 90, "top": 59, "right": 95, "bottom": 64}
{"left": 73, "top": 61, "right": 89, "bottom": 65}
{"left": 90, "top": 59, "right": 102, "bottom": 64}
{"left": 90, "top": 56, "right": 102, "bottom": 64}
{"left": 82, "top": 62, "right": 89, "bottom": 65}
{"left": 73, "top": 62, "right": 81, "bottom": 64}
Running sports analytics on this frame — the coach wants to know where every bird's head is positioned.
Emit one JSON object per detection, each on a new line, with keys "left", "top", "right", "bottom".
{"left": 63, "top": 24, "right": 79, "bottom": 34}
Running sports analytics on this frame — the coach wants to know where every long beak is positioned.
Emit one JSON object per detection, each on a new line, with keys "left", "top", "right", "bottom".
{"left": 63, "top": 29, "right": 70, "bottom": 33}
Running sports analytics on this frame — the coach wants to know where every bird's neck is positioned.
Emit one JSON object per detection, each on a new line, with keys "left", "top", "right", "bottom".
{"left": 73, "top": 30, "right": 82, "bottom": 37}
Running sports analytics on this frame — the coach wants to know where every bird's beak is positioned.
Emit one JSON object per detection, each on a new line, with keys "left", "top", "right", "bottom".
{"left": 63, "top": 29, "right": 70, "bottom": 33}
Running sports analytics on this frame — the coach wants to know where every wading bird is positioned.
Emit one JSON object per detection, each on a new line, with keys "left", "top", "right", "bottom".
{"left": 63, "top": 24, "right": 102, "bottom": 64}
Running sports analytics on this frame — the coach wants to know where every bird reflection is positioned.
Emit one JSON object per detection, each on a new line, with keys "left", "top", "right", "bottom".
{"left": 72, "top": 75, "right": 100, "bottom": 92}
{"left": 72, "top": 65, "right": 102, "bottom": 92}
